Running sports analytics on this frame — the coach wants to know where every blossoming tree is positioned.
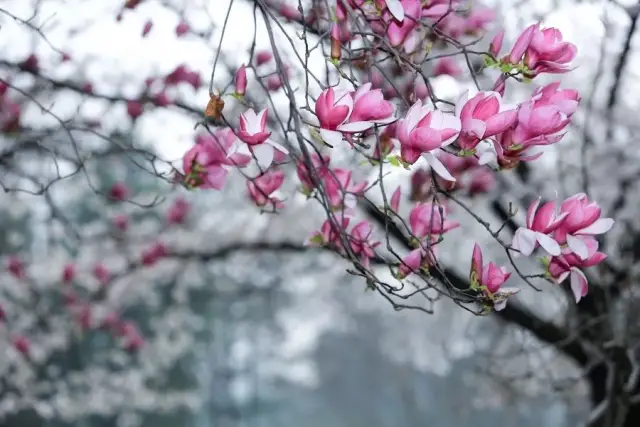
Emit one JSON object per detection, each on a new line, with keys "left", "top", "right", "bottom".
{"left": 0, "top": 0, "right": 638, "bottom": 426}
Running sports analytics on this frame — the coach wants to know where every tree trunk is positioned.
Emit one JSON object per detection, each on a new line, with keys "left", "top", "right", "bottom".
{"left": 588, "top": 359, "right": 640, "bottom": 427}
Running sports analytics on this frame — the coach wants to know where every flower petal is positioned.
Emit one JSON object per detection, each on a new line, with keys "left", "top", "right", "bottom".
{"left": 386, "top": 0, "right": 405, "bottom": 21}
{"left": 320, "top": 129, "right": 344, "bottom": 146}
{"left": 511, "top": 227, "right": 537, "bottom": 257}
{"left": 535, "top": 232, "right": 561, "bottom": 256}
{"left": 567, "top": 234, "right": 589, "bottom": 260}
{"left": 570, "top": 268, "right": 588, "bottom": 303}
{"left": 338, "top": 121, "right": 374, "bottom": 133}
{"left": 575, "top": 218, "right": 614, "bottom": 235}
{"left": 423, "top": 152, "right": 456, "bottom": 182}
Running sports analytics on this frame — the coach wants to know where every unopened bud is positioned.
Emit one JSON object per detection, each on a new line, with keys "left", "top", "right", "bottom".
{"left": 330, "top": 24, "right": 341, "bottom": 61}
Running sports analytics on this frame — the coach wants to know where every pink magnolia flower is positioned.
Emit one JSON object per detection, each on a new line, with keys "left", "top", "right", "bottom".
{"left": 433, "top": 57, "right": 462, "bottom": 78}
{"left": 322, "top": 168, "right": 368, "bottom": 213}
{"left": 247, "top": 170, "right": 285, "bottom": 209}
{"left": 390, "top": 186, "right": 402, "bottom": 212}
{"left": 235, "top": 64, "right": 247, "bottom": 96}
{"left": 141, "top": 242, "right": 167, "bottom": 266}
{"left": 62, "top": 263, "right": 76, "bottom": 283}
{"left": 554, "top": 194, "right": 614, "bottom": 260}
{"left": 396, "top": 241, "right": 438, "bottom": 279}
{"left": 153, "top": 92, "right": 172, "bottom": 106}
{"left": 265, "top": 74, "right": 284, "bottom": 91}
{"left": 142, "top": 20, "right": 153, "bottom": 36}
{"left": 331, "top": 24, "right": 342, "bottom": 60}
{"left": 548, "top": 237, "right": 607, "bottom": 302}
{"left": 455, "top": 90, "right": 518, "bottom": 153}
{"left": 6, "top": 256, "right": 25, "bottom": 279}
{"left": 175, "top": 21, "right": 190, "bottom": 37}
{"left": 127, "top": 100, "right": 144, "bottom": 119}
{"left": 279, "top": 4, "right": 302, "bottom": 21}
{"left": 164, "top": 64, "right": 201, "bottom": 90}
{"left": 386, "top": 0, "right": 421, "bottom": 47}
{"left": 112, "top": 214, "right": 129, "bottom": 232}
{"left": 490, "top": 85, "right": 577, "bottom": 167}
{"left": 511, "top": 197, "right": 568, "bottom": 257}
{"left": 297, "top": 153, "right": 331, "bottom": 194}
{"left": 306, "top": 216, "right": 351, "bottom": 249}
{"left": 313, "top": 87, "right": 375, "bottom": 146}
{"left": 183, "top": 129, "right": 252, "bottom": 190}
{"left": 93, "top": 264, "right": 110, "bottom": 286}
{"left": 349, "top": 220, "right": 381, "bottom": 267}
{"left": 395, "top": 100, "right": 461, "bottom": 180}
{"left": 238, "top": 109, "right": 289, "bottom": 170}
{"left": 524, "top": 24, "right": 577, "bottom": 75}
{"left": 255, "top": 51, "right": 273, "bottom": 66}
{"left": 409, "top": 203, "right": 460, "bottom": 239}
{"left": 13, "top": 335, "right": 30, "bottom": 356}
{"left": 348, "top": 83, "right": 396, "bottom": 126}
{"left": 19, "top": 54, "right": 39, "bottom": 73}
{"left": 489, "top": 31, "right": 504, "bottom": 57}
{"left": 464, "top": 7, "right": 495, "bottom": 33}
{"left": 109, "top": 182, "right": 129, "bottom": 201}
{"left": 167, "top": 197, "right": 190, "bottom": 225}
{"left": 470, "top": 243, "right": 517, "bottom": 311}
{"left": 412, "top": 80, "right": 429, "bottom": 102}
{"left": 530, "top": 82, "right": 580, "bottom": 116}
{"left": 467, "top": 168, "right": 496, "bottom": 196}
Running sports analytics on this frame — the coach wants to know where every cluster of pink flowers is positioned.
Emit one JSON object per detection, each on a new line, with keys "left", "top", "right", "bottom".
{"left": 168, "top": 2, "right": 613, "bottom": 311}
{"left": 512, "top": 194, "right": 613, "bottom": 302}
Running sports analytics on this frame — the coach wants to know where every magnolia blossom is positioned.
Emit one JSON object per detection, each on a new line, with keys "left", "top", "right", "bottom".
{"left": 306, "top": 216, "right": 351, "bottom": 249}
{"left": 548, "top": 237, "right": 607, "bottom": 302}
{"left": 349, "top": 220, "right": 381, "bottom": 267}
{"left": 255, "top": 51, "right": 273, "bottom": 66}
{"left": 433, "top": 57, "right": 462, "bottom": 77}
{"left": 349, "top": 83, "right": 396, "bottom": 125}
{"left": 554, "top": 193, "right": 614, "bottom": 260}
{"left": 182, "top": 129, "right": 252, "bottom": 190}
{"left": 386, "top": 0, "right": 421, "bottom": 46}
{"left": 510, "top": 23, "right": 577, "bottom": 75}
{"left": 62, "top": 263, "right": 76, "bottom": 283}
{"left": 13, "top": 336, "right": 30, "bottom": 356}
{"left": 313, "top": 85, "right": 394, "bottom": 146}
{"left": 455, "top": 90, "right": 517, "bottom": 153}
{"left": 397, "top": 239, "right": 438, "bottom": 279}
{"left": 167, "top": 197, "right": 190, "bottom": 225}
{"left": 490, "top": 84, "right": 577, "bottom": 167}
{"left": 322, "top": 168, "right": 368, "bottom": 214}
{"left": 511, "top": 197, "right": 567, "bottom": 257}
{"left": 470, "top": 243, "right": 517, "bottom": 311}
{"left": 247, "top": 170, "right": 285, "bottom": 209}
{"left": 296, "top": 153, "right": 331, "bottom": 193}
{"left": 409, "top": 203, "right": 459, "bottom": 239}
{"left": 235, "top": 64, "right": 247, "bottom": 96}
{"left": 6, "top": 256, "right": 25, "bottom": 279}
{"left": 237, "top": 109, "right": 289, "bottom": 170}
{"left": 395, "top": 100, "right": 461, "bottom": 180}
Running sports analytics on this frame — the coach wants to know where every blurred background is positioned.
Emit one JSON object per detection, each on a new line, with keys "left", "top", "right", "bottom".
{"left": 0, "top": 0, "right": 638, "bottom": 426}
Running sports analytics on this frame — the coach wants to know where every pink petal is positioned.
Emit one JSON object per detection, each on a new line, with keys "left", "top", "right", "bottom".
{"left": 575, "top": 218, "right": 614, "bottom": 235}
{"left": 424, "top": 152, "right": 456, "bottom": 182}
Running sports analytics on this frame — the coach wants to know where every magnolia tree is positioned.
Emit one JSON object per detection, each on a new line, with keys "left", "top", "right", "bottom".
{"left": 0, "top": 0, "right": 637, "bottom": 426}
